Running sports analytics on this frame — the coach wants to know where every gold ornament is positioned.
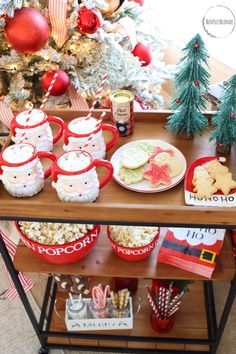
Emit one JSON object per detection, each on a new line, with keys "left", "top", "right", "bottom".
{"left": 98, "top": 0, "right": 122, "bottom": 15}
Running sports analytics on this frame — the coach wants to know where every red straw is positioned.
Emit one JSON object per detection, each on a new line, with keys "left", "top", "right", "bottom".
{"left": 82, "top": 111, "right": 106, "bottom": 151}
{"left": 85, "top": 75, "right": 107, "bottom": 120}
{"left": 40, "top": 72, "right": 59, "bottom": 109}
{"left": 19, "top": 104, "right": 34, "bottom": 144}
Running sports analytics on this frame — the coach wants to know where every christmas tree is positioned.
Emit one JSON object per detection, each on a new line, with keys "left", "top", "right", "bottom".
{"left": 210, "top": 74, "right": 236, "bottom": 153}
{"left": 0, "top": 0, "right": 171, "bottom": 114}
{"left": 167, "top": 33, "right": 210, "bottom": 139}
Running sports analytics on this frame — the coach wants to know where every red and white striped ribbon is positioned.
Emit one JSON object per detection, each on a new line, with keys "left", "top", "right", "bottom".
{"left": 48, "top": 0, "right": 68, "bottom": 47}
{"left": 82, "top": 111, "right": 106, "bottom": 151}
{"left": 40, "top": 72, "right": 59, "bottom": 110}
{"left": 68, "top": 85, "right": 89, "bottom": 110}
{"left": 0, "top": 229, "right": 34, "bottom": 299}
{"left": 0, "top": 96, "right": 14, "bottom": 129}
{"left": 85, "top": 75, "right": 107, "bottom": 120}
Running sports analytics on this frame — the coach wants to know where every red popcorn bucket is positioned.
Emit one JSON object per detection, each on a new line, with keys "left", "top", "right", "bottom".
{"left": 15, "top": 223, "right": 100, "bottom": 264}
{"left": 107, "top": 226, "right": 159, "bottom": 261}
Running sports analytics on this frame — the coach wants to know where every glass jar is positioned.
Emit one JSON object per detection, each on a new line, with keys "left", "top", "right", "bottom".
{"left": 89, "top": 300, "right": 111, "bottom": 319}
{"left": 111, "top": 304, "right": 130, "bottom": 319}
{"left": 67, "top": 296, "right": 87, "bottom": 320}
{"left": 150, "top": 311, "right": 175, "bottom": 333}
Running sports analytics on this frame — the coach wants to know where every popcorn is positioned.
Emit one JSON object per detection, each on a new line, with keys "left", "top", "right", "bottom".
{"left": 18, "top": 222, "right": 94, "bottom": 245}
{"left": 109, "top": 226, "right": 158, "bottom": 247}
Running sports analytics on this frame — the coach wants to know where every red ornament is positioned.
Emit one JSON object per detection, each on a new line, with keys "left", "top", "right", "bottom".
{"left": 4, "top": 8, "right": 49, "bottom": 54}
{"left": 218, "top": 143, "right": 224, "bottom": 147}
{"left": 128, "top": 0, "right": 144, "bottom": 5}
{"left": 230, "top": 113, "right": 235, "bottom": 118}
{"left": 194, "top": 43, "right": 199, "bottom": 49}
{"left": 41, "top": 69, "right": 70, "bottom": 96}
{"left": 175, "top": 98, "right": 181, "bottom": 103}
{"left": 194, "top": 81, "right": 200, "bottom": 86}
{"left": 77, "top": 7, "right": 102, "bottom": 34}
{"left": 132, "top": 43, "right": 152, "bottom": 66}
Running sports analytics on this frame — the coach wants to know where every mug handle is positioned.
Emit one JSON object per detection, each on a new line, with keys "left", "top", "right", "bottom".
{"left": 93, "top": 159, "right": 114, "bottom": 189}
{"left": 101, "top": 124, "right": 119, "bottom": 152}
{"left": 37, "top": 151, "right": 57, "bottom": 179}
{"left": 47, "top": 116, "right": 65, "bottom": 144}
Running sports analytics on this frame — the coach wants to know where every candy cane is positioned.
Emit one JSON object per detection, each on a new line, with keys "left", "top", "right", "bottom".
{"left": 40, "top": 72, "right": 59, "bottom": 109}
{"left": 81, "top": 111, "right": 106, "bottom": 152}
{"left": 85, "top": 75, "right": 107, "bottom": 120}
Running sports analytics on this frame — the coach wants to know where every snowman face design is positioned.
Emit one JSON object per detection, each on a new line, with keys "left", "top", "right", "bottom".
{"left": 52, "top": 169, "right": 100, "bottom": 203}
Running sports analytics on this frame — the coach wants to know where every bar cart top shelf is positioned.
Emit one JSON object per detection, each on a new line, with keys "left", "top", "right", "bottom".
{"left": 1, "top": 110, "right": 236, "bottom": 227}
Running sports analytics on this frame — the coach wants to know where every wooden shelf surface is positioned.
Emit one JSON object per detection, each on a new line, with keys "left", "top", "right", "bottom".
{"left": 1, "top": 110, "right": 236, "bottom": 227}
{"left": 47, "top": 280, "right": 208, "bottom": 351}
{"left": 14, "top": 227, "right": 235, "bottom": 281}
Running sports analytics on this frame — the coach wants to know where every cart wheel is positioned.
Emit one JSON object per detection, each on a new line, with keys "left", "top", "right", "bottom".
{"left": 39, "top": 347, "right": 49, "bottom": 354}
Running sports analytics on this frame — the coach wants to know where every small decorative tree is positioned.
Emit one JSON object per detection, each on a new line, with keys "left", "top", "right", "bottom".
{"left": 210, "top": 74, "right": 236, "bottom": 153}
{"left": 167, "top": 33, "right": 210, "bottom": 139}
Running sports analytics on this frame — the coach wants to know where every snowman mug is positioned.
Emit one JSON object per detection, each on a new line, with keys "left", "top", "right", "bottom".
{"left": 0, "top": 143, "right": 56, "bottom": 197}
{"left": 63, "top": 116, "right": 119, "bottom": 160}
{"left": 11, "top": 108, "right": 64, "bottom": 152}
{"left": 51, "top": 150, "right": 114, "bottom": 203}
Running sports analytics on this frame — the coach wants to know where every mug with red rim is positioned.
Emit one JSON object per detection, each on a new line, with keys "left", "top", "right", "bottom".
{"left": 0, "top": 143, "right": 56, "bottom": 197}
{"left": 11, "top": 108, "right": 64, "bottom": 152}
{"left": 51, "top": 150, "right": 114, "bottom": 203}
{"left": 63, "top": 116, "right": 119, "bottom": 160}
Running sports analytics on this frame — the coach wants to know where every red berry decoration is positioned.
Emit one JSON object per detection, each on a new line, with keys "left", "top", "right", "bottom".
{"left": 4, "top": 7, "right": 49, "bottom": 54}
{"left": 230, "top": 113, "right": 235, "bottom": 118}
{"left": 194, "top": 81, "right": 200, "bottom": 86}
{"left": 132, "top": 43, "right": 152, "bottom": 66}
{"left": 41, "top": 69, "right": 70, "bottom": 96}
{"left": 128, "top": 0, "right": 144, "bottom": 5}
{"left": 194, "top": 43, "right": 199, "bottom": 48}
{"left": 77, "top": 7, "right": 102, "bottom": 35}
{"left": 175, "top": 98, "right": 181, "bottom": 103}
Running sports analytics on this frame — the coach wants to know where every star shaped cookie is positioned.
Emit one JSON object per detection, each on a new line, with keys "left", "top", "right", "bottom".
{"left": 143, "top": 163, "right": 171, "bottom": 187}
{"left": 214, "top": 173, "right": 236, "bottom": 195}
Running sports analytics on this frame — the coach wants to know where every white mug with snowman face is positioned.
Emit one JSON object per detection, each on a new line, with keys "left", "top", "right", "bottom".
{"left": 11, "top": 109, "right": 64, "bottom": 152}
{"left": 51, "top": 151, "right": 114, "bottom": 203}
{"left": 63, "top": 117, "right": 119, "bottom": 160}
{"left": 0, "top": 143, "right": 56, "bottom": 197}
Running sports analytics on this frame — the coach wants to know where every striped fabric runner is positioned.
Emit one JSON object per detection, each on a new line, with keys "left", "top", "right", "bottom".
{"left": 0, "top": 229, "right": 34, "bottom": 299}
{"left": 0, "top": 96, "right": 14, "bottom": 129}
{"left": 69, "top": 85, "right": 89, "bottom": 110}
{"left": 48, "top": 0, "right": 68, "bottom": 47}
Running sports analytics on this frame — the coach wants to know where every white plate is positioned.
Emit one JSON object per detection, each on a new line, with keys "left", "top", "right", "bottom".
{"left": 110, "top": 139, "right": 187, "bottom": 193}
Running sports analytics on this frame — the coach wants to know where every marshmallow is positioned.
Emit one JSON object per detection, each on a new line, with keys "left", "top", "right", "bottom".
{"left": 58, "top": 152, "right": 90, "bottom": 172}
{"left": 3, "top": 144, "right": 34, "bottom": 163}
{"left": 16, "top": 109, "right": 45, "bottom": 126}
{"left": 68, "top": 117, "right": 98, "bottom": 134}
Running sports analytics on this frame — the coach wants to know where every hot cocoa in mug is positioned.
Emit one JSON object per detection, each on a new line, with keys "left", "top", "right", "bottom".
{"left": 0, "top": 143, "right": 56, "bottom": 197}
{"left": 11, "top": 109, "right": 64, "bottom": 152}
{"left": 51, "top": 150, "right": 113, "bottom": 203}
{"left": 63, "top": 117, "right": 119, "bottom": 160}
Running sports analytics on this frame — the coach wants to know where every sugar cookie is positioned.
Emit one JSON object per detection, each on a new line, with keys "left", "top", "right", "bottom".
{"left": 121, "top": 148, "right": 149, "bottom": 169}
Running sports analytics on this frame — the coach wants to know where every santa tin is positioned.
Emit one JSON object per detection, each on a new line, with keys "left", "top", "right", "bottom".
{"left": 51, "top": 150, "right": 114, "bottom": 202}
{"left": 11, "top": 108, "right": 64, "bottom": 152}
{"left": 63, "top": 117, "right": 119, "bottom": 159}
{"left": 0, "top": 143, "right": 56, "bottom": 197}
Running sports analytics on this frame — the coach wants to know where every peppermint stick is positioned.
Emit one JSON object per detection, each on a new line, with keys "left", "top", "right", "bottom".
{"left": 82, "top": 111, "right": 106, "bottom": 151}
{"left": 40, "top": 72, "right": 59, "bottom": 109}
{"left": 85, "top": 74, "right": 107, "bottom": 120}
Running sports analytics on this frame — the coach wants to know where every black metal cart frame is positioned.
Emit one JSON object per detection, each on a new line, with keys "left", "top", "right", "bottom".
{"left": 0, "top": 217, "right": 235, "bottom": 354}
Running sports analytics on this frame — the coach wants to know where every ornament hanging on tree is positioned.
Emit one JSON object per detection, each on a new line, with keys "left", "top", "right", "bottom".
{"left": 210, "top": 74, "right": 236, "bottom": 154}
{"left": 132, "top": 43, "right": 152, "bottom": 66}
{"left": 41, "top": 69, "right": 70, "bottom": 97}
{"left": 167, "top": 33, "right": 210, "bottom": 139}
{"left": 4, "top": 7, "right": 49, "bottom": 54}
{"left": 95, "top": 0, "right": 126, "bottom": 15}
{"left": 77, "top": 7, "right": 102, "bottom": 35}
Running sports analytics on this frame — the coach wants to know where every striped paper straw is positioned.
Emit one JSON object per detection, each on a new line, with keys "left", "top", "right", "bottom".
{"left": 85, "top": 75, "right": 107, "bottom": 120}
{"left": 82, "top": 111, "right": 106, "bottom": 151}
{"left": 40, "top": 72, "right": 59, "bottom": 109}
{"left": 19, "top": 104, "right": 34, "bottom": 144}
{"left": 147, "top": 287, "right": 159, "bottom": 316}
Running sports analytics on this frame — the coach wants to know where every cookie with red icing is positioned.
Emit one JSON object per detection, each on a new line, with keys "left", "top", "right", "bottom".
{"left": 150, "top": 146, "right": 174, "bottom": 159}
{"left": 144, "top": 163, "right": 171, "bottom": 187}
